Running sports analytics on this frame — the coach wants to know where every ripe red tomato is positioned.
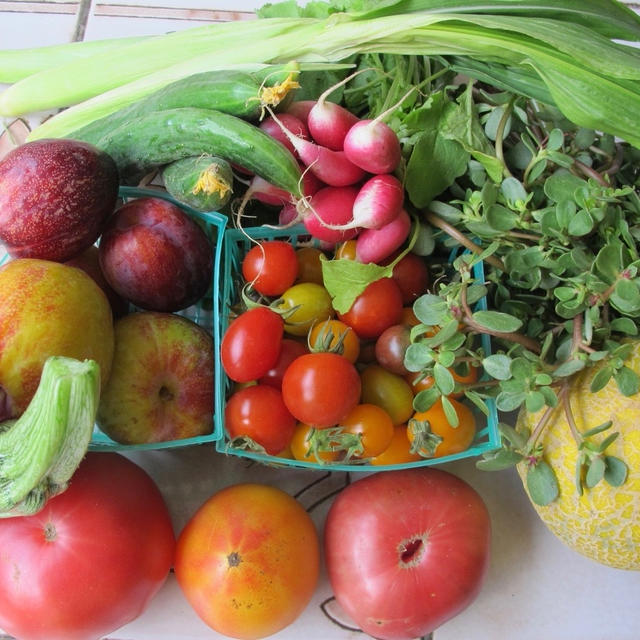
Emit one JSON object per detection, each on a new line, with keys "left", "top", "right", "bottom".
{"left": 221, "top": 307, "right": 284, "bottom": 383}
{"left": 225, "top": 384, "right": 296, "bottom": 454}
{"left": 175, "top": 483, "right": 320, "bottom": 640}
{"left": 338, "top": 276, "right": 403, "bottom": 339}
{"left": 0, "top": 453, "right": 175, "bottom": 640}
{"left": 258, "top": 338, "right": 308, "bottom": 389}
{"left": 390, "top": 252, "right": 430, "bottom": 303}
{"left": 241, "top": 240, "right": 299, "bottom": 296}
{"left": 324, "top": 468, "right": 491, "bottom": 640}
{"left": 281, "top": 352, "right": 361, "bottom": 427}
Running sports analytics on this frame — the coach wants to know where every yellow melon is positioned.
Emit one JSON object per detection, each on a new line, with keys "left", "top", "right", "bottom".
{"left": 516, "top": 341, "right": 640, "bottom": 570}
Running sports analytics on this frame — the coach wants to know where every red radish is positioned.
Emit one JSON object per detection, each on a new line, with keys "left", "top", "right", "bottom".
{"left": 356, "top": 208, "right": 411, "bottom": 264}
{"left": 285, "top": 100, "right": 317, "bottom": 125}
{"left": 302, "top": 185, "right": 360, "bottom": 244}
{"left": 259, "top": 113, "right": 309, "bottom": 157}
{"left": 351, "top": 173, "right": 404, "bottom": 229}
{"left": 343, "top": 118, "right": 402, "bottom": 174}
{"left": 248, "top": 164, "right": 325, "bottom": 207}
{"left": 279, "top": 203, "right": 298, "bottom": 226}
{"left": 265, "top": 108, "right": 366, "bottom": 187}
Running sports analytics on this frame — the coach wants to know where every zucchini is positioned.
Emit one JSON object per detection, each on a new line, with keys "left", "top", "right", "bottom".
{"left": 163, "top": 155, "right": 234, "bottom": 212}
{"left": 68, "top": 70, "right": 267, "bottom": 146}
{"left": 0, "top": 356, "right": 100, "bottom": 517}
{"left": 96, "top": 107, "right": 302, "bottom": 196}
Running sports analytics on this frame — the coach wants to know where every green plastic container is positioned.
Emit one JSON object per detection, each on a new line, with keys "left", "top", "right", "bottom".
{"left": 216, "top": 223, "right": 500, "bottom": 471}
{"left": 87, "top": 186, "right": 228, "bottom": 452}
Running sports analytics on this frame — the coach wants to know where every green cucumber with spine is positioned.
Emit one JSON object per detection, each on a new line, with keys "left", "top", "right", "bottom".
{"left": 95, "top": 107, "right": 302, "bottom": 195}
{"left": 67, "top": 70, "right": 267, "bottom": 146}
{"left": 163, "top": 155, "right": 234, "bottom": 212}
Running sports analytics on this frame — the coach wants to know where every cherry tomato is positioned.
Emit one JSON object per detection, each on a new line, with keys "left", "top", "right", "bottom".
{"left": 221, "top": 307, "right": 283, "bottom": 383}
{"left": 390, "top": 252, "right": 430, "bottom": 303}
{"left": 405, "top": 363, "right": 480, "bottom": 398}
{"left": 338, "top": 277, "right": 403, "bottom": 339}
{"left": 175, "top": 483, "right": 320, "bottom": 640}
{"left": 360, "top": 364, "right": 415, "bottom": 426}
{"left": 370, "top": 424, "right": 422, "bottom": 466}
{"left": 408, "top": 397, "right": 476, "bottom": 458}
{"left": 374, "top": 323, "right": 411, "bottom": 375}
{"left": 308, "top": 318, "right": 360, "bottom": 363}
{"left": 289, "top": 422, "right": 341, "bottom": 463}
{"left": 401, "top": 306, "right": 420, "bottom": 326}
{"left": 276, "top": 282, "right": 335, "bottom": 337}
{"left": 225, "top": 384, "right": 296, "bottom": 455}
{"left": 242, "top": 240, "right": 299, "bottom": 297}
{"left": 337, "top": 403, "right": 394, "bottom": 459}
{"left": 295, "top": 247, "right": 324, "bottom": 285}
{"left": 334, "top": 240, "right": 357, "bottom": 261}
{"left": 282, "top": 352, "right": 361, "bottom": 427}
{"left": 258, "top": 339, "right": 308, "bottom": 389}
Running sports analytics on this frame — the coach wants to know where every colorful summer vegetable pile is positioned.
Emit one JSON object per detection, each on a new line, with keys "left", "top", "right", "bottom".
{"left": 0, "top": 0, "right": 639, "bottom": 638}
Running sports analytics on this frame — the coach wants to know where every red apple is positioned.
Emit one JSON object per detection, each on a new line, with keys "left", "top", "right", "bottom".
{"left": 65, "top": 245, "right": 129, "bottom": 318}
{"left": 96, "top": 311, "right": 215, "bottom": 444}
{"left": 99, "top": 197, "right": 213, "bottom": 312}
{"left": 0, "top": 138, "right": 119, "bottom": 262}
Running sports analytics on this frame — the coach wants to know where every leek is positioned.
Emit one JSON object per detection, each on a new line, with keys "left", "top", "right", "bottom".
{"left": 0, "top": 36, "right": 150, "bottom": 83}
{"left": 1, "top": 0, "right": 638, "bottom": 147}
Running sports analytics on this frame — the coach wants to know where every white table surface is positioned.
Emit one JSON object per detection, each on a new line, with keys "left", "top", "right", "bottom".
{"left": 1, "top": 3, "right": 640, "bottom": 639}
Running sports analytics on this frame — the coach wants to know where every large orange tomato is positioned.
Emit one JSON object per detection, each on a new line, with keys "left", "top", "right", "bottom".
{"left": 174, "top": 483, "right": 320, "bottom": 640}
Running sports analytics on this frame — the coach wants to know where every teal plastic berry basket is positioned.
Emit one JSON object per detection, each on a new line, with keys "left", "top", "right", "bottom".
{"left": 88, "top": 186, "right": 228, "bottom": 452}
{"left": 216, "top": 223, "right": 500, "bottom": 471}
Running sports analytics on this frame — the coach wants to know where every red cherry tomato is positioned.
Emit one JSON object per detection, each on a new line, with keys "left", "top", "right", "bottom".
{"left": 225, "top": 384, "right": 296, "bottom": 455}
{"left": 258, "top": 339, "right": 308, "bottom": 389}
{"left": 221, "top": 307, "right": 284, "bottom": 383}
{"left": 338, "top": 277, "right": 403, "bottom": 339}
{"left": 242, "top": 240, "right": 299, "bottom": 297}
{"left": 281, "top": 352, "right": 361, "bottom": 427}
{"left": 390, "top": 252, "right": 430, "bottom": 304}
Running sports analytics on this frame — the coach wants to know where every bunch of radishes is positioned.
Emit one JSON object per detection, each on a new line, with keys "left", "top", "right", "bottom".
{"left": 246, "top": 85, "right": 410, "bottom": 266}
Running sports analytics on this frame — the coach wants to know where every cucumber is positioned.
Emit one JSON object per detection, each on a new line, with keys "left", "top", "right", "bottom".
{"left": 96, "top": 107, "right": 302, "bottom": 196}
{"left": 163, "top": 155, "right": 233, "bottom": 212}
{"left": 68, "top": 70, "right": 266, "bottom": 146}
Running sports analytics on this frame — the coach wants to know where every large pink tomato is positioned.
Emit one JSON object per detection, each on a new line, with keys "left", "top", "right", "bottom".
{"left": 0, "top": 452, "right": 176, "bottom": 640}
{"left": 324, "top": 467, "right": 491, "bottom": 640}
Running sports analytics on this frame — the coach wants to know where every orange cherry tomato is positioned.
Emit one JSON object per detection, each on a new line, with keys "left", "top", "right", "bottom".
{"left": 334, "top": 240, "right": 357, "bottom": 261}
{"left": 289, "top": 422, "right": 341, "bottom": 464}
{"left": 308, "top": 319, "right": 360, "bottom": 363}
{"left": 337, "top": 403, "right": 395, "bottom": 459}
{"left": 400, "top": 306, "right": 420, "bottom": 326}
{"left": 175, "top": 484, "right": 320, "bottom": 639}
{"left": 370, "top": 424, "right": 422, "bottom": 466}
{"left": 295, "top": 247, "right": 325, "bottom": 285}
{"left": 408, "top": 397, "right": 476, "bottom": 458}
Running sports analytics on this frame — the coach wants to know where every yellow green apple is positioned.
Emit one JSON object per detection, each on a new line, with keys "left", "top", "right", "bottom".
{"left": 0, "top": 258, "right": 115, "bottom": 419}
{"left": 97, "top": 311, "right": 215, "bottom": 444}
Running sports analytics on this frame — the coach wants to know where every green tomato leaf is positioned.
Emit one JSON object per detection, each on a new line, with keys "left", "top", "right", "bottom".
{"left": 604, "top": 456, "right": 628, "bottom": 487}
{"left": 321, "top": 258, "right": 392, "bottom": 314}
{"left": 527, "top": 460, "right": 559, "bottom": 506}
{"left": 482, "top": 354, "right": 512, "bottom": 380}
{"left": 472, "top": 310, "right": 523, "bottom": 333}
